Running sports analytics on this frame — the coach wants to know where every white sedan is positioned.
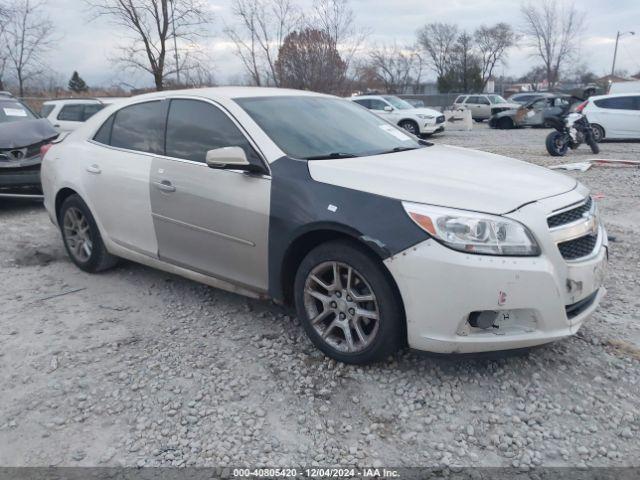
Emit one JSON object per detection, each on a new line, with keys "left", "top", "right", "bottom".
{"left": 350, "top": 95, "right": 445, "bottom": 136}
{"left": 40, "top": 87, "right": 607, "bottom": 364}
{"left": 582, "top": 93, "right": 640, "bottom": 141}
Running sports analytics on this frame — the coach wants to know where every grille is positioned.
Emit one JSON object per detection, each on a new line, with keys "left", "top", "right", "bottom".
{"left": 547, "top": 197, "right": 592, "bottom": 228}
{"left": 436, "top": 115, "right": 445, "bottom": 124}
{"left": 558, "top": 234, "right": 597, "bottom": 260}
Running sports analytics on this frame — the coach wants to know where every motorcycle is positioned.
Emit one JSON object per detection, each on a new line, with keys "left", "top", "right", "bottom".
{"left": 544, "top": 101, "right": 599, "bottom": 157}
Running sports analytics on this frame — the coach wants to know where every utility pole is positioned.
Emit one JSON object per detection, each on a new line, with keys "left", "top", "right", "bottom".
{"left": 611, "top": 31, "right": 635, "bottom": 77}
{"left": 170, "top": 0, "right": 181, "bottom": 85}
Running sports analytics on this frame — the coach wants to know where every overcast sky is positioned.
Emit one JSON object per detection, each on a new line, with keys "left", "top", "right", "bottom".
{"left": 46, "top": 0, "right": 640, "bottom": 88}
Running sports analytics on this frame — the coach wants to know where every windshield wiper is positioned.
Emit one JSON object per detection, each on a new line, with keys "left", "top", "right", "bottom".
{"left": 304, "top": 152, "right": 359, "bottom": 160}
{"left": 374, "top": 146, "right": 421, "bottom": 155}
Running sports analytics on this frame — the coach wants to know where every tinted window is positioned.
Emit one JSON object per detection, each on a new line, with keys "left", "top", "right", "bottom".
{"left": 58, "top": 104, "right": 84, "bottom": 121}
{"left": 353, "top": 99, "right": 371, "bottom": 109}
{"left": 111, "top": 101, "right": 164, "bottom": 154}
{"left": 83, "top": 104, "right": 105, "bottom": 121}
{"left": 237, "top": 96, "right": 422, "bottom": 160}
{"left": 165, "top": 99, "right": 260, "bottom": 164}
{"left": 0, "top": 100, "right": 37, "bottom": 123}
{"left": 465, "top": 96, "right": 480, "bottom": 104}
{"left": 93, "top": 114, "right": 115, "bottom": 145}
{"left": 455, "top": 96, "right": 467, "bottom": 103}
{"left": 41, "top": 104, "right": 55, "bottom": 117}
{"left": 594, "top": 96, "right": 638, "bottom": 110}
{"left": 369, "top": 99, "right": 388, "bottom": 110}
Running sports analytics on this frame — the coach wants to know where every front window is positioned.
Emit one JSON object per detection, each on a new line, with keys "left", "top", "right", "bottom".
{"left": 382, "top": 96, "right": 413, "bottom": 110}
{"left": 0, "top": 100, "right": 37, "bottom": 123}
{"left": 487, "top": 95, "right": 507, "bottom": 104}
{"left": 236, "top": 96, "right": 422, "bottom": 160}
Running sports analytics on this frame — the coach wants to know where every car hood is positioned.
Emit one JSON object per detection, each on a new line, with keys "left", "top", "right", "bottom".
{"left": 0, "top": 119, "right": 58, "bottom": 149}
{"left": 307, "top": 145, "right": 577, "bottom": 215}
{"left": 406, "top": 107, "right": 442, "bottom": 117}
{"left": 492, "top": 103, "right": 521, "bottom": 110}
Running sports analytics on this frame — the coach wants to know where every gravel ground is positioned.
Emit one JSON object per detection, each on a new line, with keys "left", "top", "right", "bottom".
{"left": 1, "top": 124, "right": 639, "bottom": 469}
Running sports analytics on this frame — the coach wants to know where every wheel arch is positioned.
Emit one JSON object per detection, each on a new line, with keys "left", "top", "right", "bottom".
{"left": 397, "top": 118, "right": 419, "bottom": 129}
{"left": 277, "top": 224, "right": 402, "bottom": 309}
{"left": 591, "top": 123, "right": 606, "bottom": 139}
{"left": 55, "top": 187, "right": 80, "bottom": 223}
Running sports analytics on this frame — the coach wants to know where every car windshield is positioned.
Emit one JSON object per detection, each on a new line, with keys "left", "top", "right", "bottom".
{"left": 0, "top": 100, "right": 37, "bottom": 124}
{"left": 236, "top": 96, "right": 422, "bottom": 160}
{"left": 382, "top": 96, "right": 414, "bottom": 110}
{"left": 487, "top": 95, "right": 508, "bottom": 104}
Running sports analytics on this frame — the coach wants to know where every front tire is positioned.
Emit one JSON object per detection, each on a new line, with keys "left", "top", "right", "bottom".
{"left": 59, "top": 194, "right": 118, "bottom": 272}
{"left": 398, "top": 120, "right": 419, "bottom": 136}
{"left": 497, "top": 117, "right": 514, "bottom": 130}
{"left": 294, "top": 240, "right": 404, "bottom": 364}
{"left": 545, "top": 131, "right": 569, "bottom": 157}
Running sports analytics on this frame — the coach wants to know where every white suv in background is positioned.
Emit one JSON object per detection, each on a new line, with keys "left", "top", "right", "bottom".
{"left": 41, "top": 98, "right": 125, "bottom": 132}
{"left": 351, "top": 95, "right": 445, "bottom": 136}
{"left": 582, "top": 93, "right": 640, "bottom": 141}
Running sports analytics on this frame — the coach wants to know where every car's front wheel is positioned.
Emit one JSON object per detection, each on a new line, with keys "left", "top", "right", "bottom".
{"left": 591, "top": 124, "right": 605, "bottom": 143}
{"left": 59, "top": 194, "right": 118, "bottom": 272}
{"left": 398, "top": 120, "right": 419, "bottom": 136}
{"left": 294, "top": 240, "right": 404, "bottom": 364}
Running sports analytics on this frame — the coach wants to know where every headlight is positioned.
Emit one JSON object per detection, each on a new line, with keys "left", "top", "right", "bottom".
{"left": 403, "top": 202, "right": 540, "bottom": 256}
{"left": 416, "top": 114, "right": 435, "bottom": 120}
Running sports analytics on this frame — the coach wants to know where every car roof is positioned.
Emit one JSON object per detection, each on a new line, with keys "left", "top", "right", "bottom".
{"left": 128, "top": 86, "right": 329, "bottom": 103}
{"left": 43, "top": 98, "right": 104, "bottom": 105}
{"left": 590, "top": 92, "right": 640, "bottom": 100}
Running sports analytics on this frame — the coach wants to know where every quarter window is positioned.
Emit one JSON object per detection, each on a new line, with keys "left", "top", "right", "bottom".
{"left": 110, "top": 101, "right": 165, "bottom": 154}
{"left": 41, "top": 104, "right": 55, "bottom": 118}
{"left": 594, "top": 96, "right": 638, "bottom": 110}
{"left": 93, "top": 114, "right": 115, "bottom": 145}
{"left": 57, "top": 104, "right": 84, "bottom": 121}
{"left": 165, "top": 99, "right": 260, "bottom": 164}
{"left": 83, "top": 104, "right": 105, "bottom": 121}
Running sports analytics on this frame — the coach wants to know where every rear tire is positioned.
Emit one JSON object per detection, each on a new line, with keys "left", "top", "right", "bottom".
{"left": 591, "top": 124, "right": 604, "bottom": 143}
{"left": 545, "top": 131, "right": 569, "bottom": 157}
{"left": 294, "top": 240, "right": 404, "bottom": 364}
{"left": 59, "top": 194, "right": 118, "bottom": 273}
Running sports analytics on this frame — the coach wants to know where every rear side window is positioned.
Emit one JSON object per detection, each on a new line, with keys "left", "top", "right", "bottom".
{"left": 455, "top": 96, "right": 466, "bottom": 103}
{"left": 110, "top": 101, "right": 165, "bottom": 154}
{"left": 58, "top": 104, "right": 84, "bottom": 121}
{"left": 41, "top": 104, "right": 55, "bottom": 117}
{"left": 353, "top": 99, "right": 371, "bottom": 109}
{"left": 83, "top": 104, "right": 105, "bottom": 121}
{"left": 594, "top": 96, "right": 638, "bottom": 110}
{"left": 165, "top": 99, "right": 260, "bottom": 164}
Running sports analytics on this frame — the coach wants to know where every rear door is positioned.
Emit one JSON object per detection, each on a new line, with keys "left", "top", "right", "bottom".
{"left": 150, "top": 98, "right": 270, "bottom": 292}
{"left": 85, "top": 100, "right": 165, "bottom": 256}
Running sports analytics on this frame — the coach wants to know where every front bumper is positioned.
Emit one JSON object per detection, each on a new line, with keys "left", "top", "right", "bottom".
{"left": 0, "top": 157, "right": 42, "bottom": 194}
{"left": 420, "top": 123, "right": 446, "bottom": 134}
{"left": 384, "top": 191, "right": 608, "bottom": 353}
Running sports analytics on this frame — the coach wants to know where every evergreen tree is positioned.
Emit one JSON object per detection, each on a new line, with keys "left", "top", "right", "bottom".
{"left": 68, "top": 71, "right": 89, "bottom": 93}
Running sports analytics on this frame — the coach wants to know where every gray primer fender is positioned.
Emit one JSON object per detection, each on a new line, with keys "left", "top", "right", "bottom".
{"left": 268, "top": 156, "right": 428, "bottom": 303}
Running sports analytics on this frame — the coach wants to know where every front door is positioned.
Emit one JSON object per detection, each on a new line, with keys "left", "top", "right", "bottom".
{"left": 149, "top": 99, "right": 271, "bottom": 292}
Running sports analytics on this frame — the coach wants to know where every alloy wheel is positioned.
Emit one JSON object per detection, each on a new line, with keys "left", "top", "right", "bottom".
{"left": 63, "top": 207, "right": 93, "bottom": 262}
{"left": 303, "top": 261, "right": 380, "bottom": 353}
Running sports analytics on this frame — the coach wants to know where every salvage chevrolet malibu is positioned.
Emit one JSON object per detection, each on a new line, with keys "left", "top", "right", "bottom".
{"left": 41, "top": 87, "right": 608, "bottom": 364}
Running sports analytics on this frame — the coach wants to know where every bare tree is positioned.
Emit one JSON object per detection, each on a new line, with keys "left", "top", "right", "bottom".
{"left": 416, "top": 22, "right": 458, "bottom": 79}
{"left": 365, "top": 43, "right": 422, "bottom": 93}
{"left": 1, "top": 0, "right": 54, "bottom": 96}
{"left": 475, "top": 23, "right": 516, "bottom": 90}
{"left": 309, "top": 0, "right": 366, "bottom": 72}
{"left": 521, "top": 0, "right": 585, "bottom": 87}
{"left": 0, "top": 2, "right": 8, "bottom": 90}
{"left": 275, "top": 27, "right": 346, "bottom": 94}
{"left": 86, "top": 0, "right": 211, "bottom": 91}
{"left": 224, "top": 0, "right": 300, "bottom": 86}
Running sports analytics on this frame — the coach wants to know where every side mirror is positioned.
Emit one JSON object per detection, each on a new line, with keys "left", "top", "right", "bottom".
{"left": 206, "top": 146, "right": 251, "bottom": 170}
{"left": 384, "top": 105, "right": 394, "bottom": 112}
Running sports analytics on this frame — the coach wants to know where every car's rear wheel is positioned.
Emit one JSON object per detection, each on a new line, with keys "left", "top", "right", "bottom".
{"left": 59, "top": 194, "right": 118, "bottom": 272}
{"left": 294, "top": 240, "right": 404, "bottom": 364}
{"left": 398, "top": 120, "right": 419, "bottom": 136}
{"left": 591, "top": 124, "right": 605, "bottom": 143}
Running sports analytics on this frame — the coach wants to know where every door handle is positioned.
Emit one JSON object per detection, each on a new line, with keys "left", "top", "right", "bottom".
{"left": 86, "top": 164, "right": 101, "bottom": 174}
{"left": 154, "top": 180, "right": 176, "bottom": 193}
